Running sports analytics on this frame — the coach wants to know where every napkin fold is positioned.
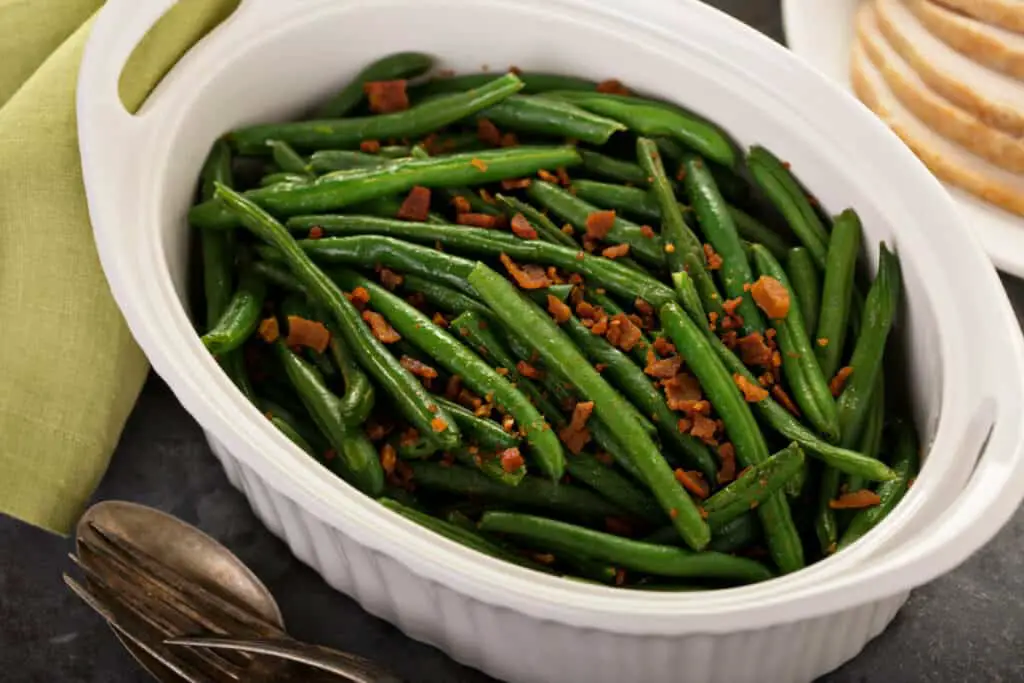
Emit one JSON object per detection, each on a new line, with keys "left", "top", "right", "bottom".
{"left": 0, "top": 0, "right": 238, "bottom": 535}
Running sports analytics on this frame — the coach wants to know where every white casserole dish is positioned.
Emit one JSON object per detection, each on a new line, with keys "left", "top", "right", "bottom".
{"left": 78, "top": 1, "right": 1024, "bottom": 681}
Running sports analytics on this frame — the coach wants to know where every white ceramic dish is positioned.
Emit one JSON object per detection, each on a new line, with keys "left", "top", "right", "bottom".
{"left": 782, "top": 0, "right": 1024, "bottom": 278}
{"left": 78, "top": 1, "right": 1024, "bottom": 682}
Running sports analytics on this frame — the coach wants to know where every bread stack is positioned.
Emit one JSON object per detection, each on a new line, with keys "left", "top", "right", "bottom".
{"left": 851, "top": 0, "right": 1024, "bottom": 216}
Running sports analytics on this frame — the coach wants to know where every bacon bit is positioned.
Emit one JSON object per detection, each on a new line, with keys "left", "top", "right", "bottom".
{"left": 817, "top": 337, "right": 829, "bottom": 347}
{"left": 584, "top": 210, "right": 616, "bottom": 241}
{"left": 829, "top": 490, "right": 882, "bottom": 510}
{"left": 600, "top": 243, "right": 630, "bottom": 260}
{"left": 720, "top": 313, "right": 743, "bottom": 331}
{"left": 502, "top": 413, "right": 516, "bottom": 433}
{"left": 703, "top": 243, "right": 723, "bottom": 270}
{"left": 674, "top": 469, "right": 710, "bottom": 498}
{"left": 400, "top": 355, "right": 438, "bottom": 380}
{"left": 547, "top": 295, "right": 571, "bottom": 323}
{"left": 360, "top": 139, "right": 381, "bottom": 153}
{"left": 771, "top": 385, "right": 801, "bottom": 416}
{"left": 453, "top": 213, "right": 494, "bottom": 230}
{"left": 757, "top": 371, "right": 774, "bottom": 387}
{"left": 722, "top": 297, "right": 743, "bottom": 316}
{"left": 734, "top": 373, "right": 769, "bottom": 402}
{"left": 677, "top": 417, "right": 693, "bottom": 434}
{"left": 605, "top": 313, "right": 643, "bottom": 351}
{"left": 364, "top": 80, "right": 409, "bottom": 114}
{"left": 663, "top": 373, "right": 703, "bottom": 410}
{"left": 499, "top": 448, "right": 525, "bottom": 473}
{"left": 499, "top": 132, "right": 519, "bottom": 147}
{"left": 451, "top": 196, "right": 472, "bottom": 214}
{"left": 308, "top": 226, "right": 324, "bottom": 240}
{"left": 432, "top": 312, "right": 448, "bottom": 328}
{"left": 717, "top": 442, "right": 737, "bottom": 484}
{"left": 257, "top": 317, "right": 280, "bottom": 343}
{"left": 634, "top": 225, "right": 654, "bottom": 240}
{"left": 372, "top": 269, "right": 402, "bottom": 293}
{"left": 395, "top": 186, "right": 431, "bottom": 222}
{"left": 470, "top": 158, "right": 489, "bottom": 172}
{"left": 531, "top": 552, "right": 556, "bottom": 565}
{"left": 379, "top": 444, "right": 397, "bottom": 476}
{"left": 645, "top": 350, "right": 683, "bottom": 379}
{"left": 480, "top": 189, "right": 496, "bottom": 205}
{"left": 347, "top": 286, "right": 370, "bottom": 308}
{"left": 568, "top": 273, "right": 584, "bottom": 287}
{"left": 499, "top": 253, "right": 552, "bottom": 289}
{"left": 751, "top": 276, "right": 790, "bottom": 319}
{"left": 362, "top": 310, "right": 401, "bottom": 343}
{"left": 594, "top": 363, "right": 608, "bottom": 373}
{"left": 537, "top": 169, "right": 559, "bottom": 184}
{"left": 669, "top": 508, "right": 679, "bottom": 520}
{"left": 477, "top": 118, "right": 502, "bottom": 146}
{"left": 430, "top": 416, "right": 449, "bottom": 433}
{"left": 652, "top": 336, "right": 676, "bottom": 357}
{"left": 510, "top": 213, "right": 539, "bottom": 240}
{"left": 516, "top": 360, "right": 545, "bottom": 380}
{"left": 398, "top": 427, "right": 420, "bottom": 448}
{"left": 634, "top": 298, "right": 654, "bottom": 317}
{"left": 500, "top": 177, "right": 532, "bottom": 191}
{"left": 595, "top": 451, "right": 614, "bottom": 466}
{"left": 595, "top": 78, "right": 631, "bottom": 95}
{"left": 284, "top": 316, "right": 331, "bottom": 353}
{"left": 690, "top": 414, "right": 718, "bottom": 444}
{"left": 830, "top": 366, "right": 854, "bottom": 397}
{"left": 664, "top": 243, "right": 676, "bottom": 254}
{"left": 590, "top": 316, "right": 609, "bottom": 336}
{"left": 576, "top": 301, "right": 599, "bottom": 319}
{"left": 444, "top": 375, "right": 462, "bottom": 400}
{"left": 605, "top": 517, "right": 634, "bottom": 537}
{"left": 458, "top": 388, "right": 483, "bottom": 411}
{"left": 731, "top": 334, "right": 772, "bottom": 371}
{"left": 556, "top": 167, "right": 571, "bottom": 186}
{"left": 558, "top": 401, "right": 595, "bottom": 454}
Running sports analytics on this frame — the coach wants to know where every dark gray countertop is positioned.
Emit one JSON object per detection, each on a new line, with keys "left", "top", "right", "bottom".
{"left": 2, "top": 2, "right": 1022, "bottom": 681}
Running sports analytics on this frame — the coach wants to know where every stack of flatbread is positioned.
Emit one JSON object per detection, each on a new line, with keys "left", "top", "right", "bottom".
{"left": 851, "top": 0, "right": 1024, "bottom": 216}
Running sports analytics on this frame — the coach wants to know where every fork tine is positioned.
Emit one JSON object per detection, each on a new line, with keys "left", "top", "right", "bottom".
{"left": 85, "top": 522, "right": 282, "bottom": 636}
{"left": 64, "top": 573, "right": 239, "bottom": 683}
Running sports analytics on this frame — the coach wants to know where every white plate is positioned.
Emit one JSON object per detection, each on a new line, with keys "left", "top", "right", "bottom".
{"left": 782, "top": 0, "right": 1024, "bottom": 277}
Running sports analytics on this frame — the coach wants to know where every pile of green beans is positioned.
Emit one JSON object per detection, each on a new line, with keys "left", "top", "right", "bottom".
{"left": 190, "top": 54, "right": 917, "bottom": 589}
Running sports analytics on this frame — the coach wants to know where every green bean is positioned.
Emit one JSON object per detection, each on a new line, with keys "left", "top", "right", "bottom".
{"left": 747, "top": 146, "right": 829, "bottom": 267}
{"left": 258, "top": 398, "right": 329, "bottom": 455}
{"left": 411, "top": 72, "right": 597, "bottom": 98}
{"left": 557, "top": 554, "right": 619, "bottom": 585}
{"left": 313, "top": 52, "right": 433, "bottom": 118}
{"left": 553, "top": 305, "right": 718, "bottom": 480}
{"left": 191, "top": 146, "right": 582, "bottom": 229}
{"left": 346, "top": 195, "right": 447, "bottom": 225}
{"left": 442, "top": 186, "right": 502, "bottom": 216}
{"left": 494, "top": 193, "right": 579, "bottom": 248}
{"left": 682, "top": 154, "right": 764, "bottom": 333}
{"left": 845, "top": 374, "right": 885, "bottom": 496}
{"left": 236, "top": 72, "right": 519, "bottom": 153}
{"left": 288, "top": 223, "right": 676, "bottom": 306}
{"left": 578, "top": 148, "right": 651, "bottom": 186}
{"left": 267, "top": 414, "right": 316, "bottom": 456}
{"left": 468, "top": 264, "right": 710, "bottom": 550}
{"left": 308, "top": 150, "right": 394, "bottom": 173}
{"left": 408, "top": 462, "right": 622, "bottom": 519}
{"left": 545, "top": 91, "right": 736, "bottom": 168}
{"left": 453, "top": 447, "right": 526, "bottom": 486}
{"left": 480, "top": 512, "right": 772, "bottom": 583}
{"left": 751, "top": 245, "right": 839, "bottom": 441}
{"left": 709, "top": 513, "right": 761, "bottom": 553}
{"left": 200, "top": 269, "right": 266, "bottom": 355}
{"left": 814, "top": 209, "right": 863, "bottom": 379}
{"left": 581, "top": 289, "right": 652, "bottom": 367}
{"left": 477, "top": 95, "right": 626, "bottom": 144}
{"left": 213, "top": 184, "right": 461, "bottom": 450}
{"left": 399, "top": 273, "right": 492, "bottom": 318}
{"left": 563, "top": 453, "right": 662, "bottom": 523}
{"left": 659, "top": 302, "right": 804, "bottom": 573}
{"left": 260, "top": 172, "right": 311, "bottom": 188}
{"left": 334, "top": 271, "right": 565, "bottom": 480}
{"left": 785, "top": 247, "right": 821, "bottom": 339}
{"left": 432, "top": 396, "right": 520, "bottom": 452}
{"left": 703, "top": 443, "right": 804, "bottom": 530}
{"left": 198, "top": 141, "right": 235, "bottom": 323}
{"left": 525, "top": 180, "right": 664, "bottom": 265}
{"left": 838, "top": 420, "right": 918, "bottom": 550}
{"left": 266, "top": 140, "right": 310, "bottom": 176}
{"left": 273, "top": 341, "right": 384, "bottom": 495}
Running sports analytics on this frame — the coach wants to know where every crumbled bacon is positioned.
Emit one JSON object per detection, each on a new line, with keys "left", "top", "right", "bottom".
{"left": 595, "top": 79, "right": 631, "bottom": 95}
{"left": 547, "top": 295, "right": 571, "bottom": 323}
{"left": 510, "top": 213, "right": 538, "bottom": 240}
{"left": 734, "top": 373, "right": 769, "bottom": 402}
{"left": 717, "top": 442, "right": 737, "bottom": 484}
{"left": 499, "top": 448, "right": 525, "bottom": 473}
{"left": 396, "top": 186, "right": 431, "bottom": 221}
{"left": 360, "top": 139, "right": 381, "bottom": 153}
{"left": 690, "top": 414, "right": 718, "bottom": 444}
{"left": 499, "top": 253, "right": 552, "bottom": 289}
{"left": 585, "top": 210, "right": 616, "bottom": 240}
{"left": 362, "top": 310, "right": 400, "bottom": 343}
{"left": 644, "top": 350, "right": 683, "bottom": 379}
{"left": 285, "top": 316, "right": 330, "bottom": 353}
{"left": 558, "top": 401, "right": 594, "bottom": 454}
{"left": 516, "top": 360, "right": 545, "bottom": 380}
{"left": 364, "top": 80, "right": 409, "bottom": 114}
{"left": 674, "top": 469, "right": 709, "bottom": 498}
{"left": 258, "top": 317, "right": 279, "bottom": 344}
{"left": 378, "top": 268, "right": 403, "bottom": 290}
{"left": 662, "top": 372, "right": 703, "bottom": 411}
{"left": 601, "top": 243, "right": 630, "bottom": 259}
{"left": 703, "top": 243, "right": 723, "bottom": 270}
{"left": 456, "top": 213, "right": 499, "bottom": 228}
{"left": 652, "top": 336, "right": 676, "bottom": 357}
{"left": 829, "top": 490, "right": 882, "bottom": 509}
{"left": 751, "top": 276, "right": 790, "bottom": 319}
{"left": 400, "top": 355, "right": 438, "bottom": 380}
{"left": 605, "top": 313, "right": 643, "bottom": 351}
{"left": 830, "top": 366, "right": 854, "bottom": 397}
{"left": 736, "top": 332, "right": 773, "bottom": 367}
{"left": 501, "top": 178, "right": 532, "bottom": 191}
{"left": 477, "top": 118, "right": 502, "bottom": 146}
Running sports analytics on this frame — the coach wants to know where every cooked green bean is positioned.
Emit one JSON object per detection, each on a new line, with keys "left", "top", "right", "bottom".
{"left": 578, "top": 148, "right": 651, "bottom": 186}
{"left": 213, "top": 184, "right": 461, "bottom": 450}
{"left": 235, "top": 72, "right": 521, "bottom": 153}
{"left": 703, "top": 443, "right": 804, "bottom": 530}
{"left": 563, "top": 453, "right": 663, "bottom": 523}
{"left": 480, "top": 512, "right": 772, "bottom": 583}
{"left": 200, "top": 268, "right": 266, "bottom": 355}
{"left": 399, "top": 273, "right": 492, "bottom": 318}
{"left": 494, "top": 193, "right": 579, "bottom": 248}
{"left": 442, "top": 186, "right": 502, "bottom": 215}
{"left": 258, "top": 398, "right": 329, "bottom": 456}
{"left": 432, "top": 396, "right": 520, "bottom": 452}
{"left": 815, "top": 209, "right": 863, "bottom": 379}
{"left": 260, "top": 172, "right": 311, "bottom": 189}
{"left": 468, "top": 263, "right": 711, "bottom": 550}
{"left": 453, "top": 447, "right": 526, "bottom": 486}
{"left": 786, "top": 247, "right": 821, "bottom": 338}
{"left": 478, "top": 95, "right": 626, "bottom": 145}
{"left": 333, "top": 270, "right": 565, "bottom": 480}
{"left": 845, "top": 374, "right": 885, "bottom": 496}
{"left": 751, "top": 244, "right": 839, "bottom": 441}
{"left": 191, "top": 146, "right": 582, "bottom": 229}
{"left": 274, "top": 340, "right": 384, "bottom": 495}
{"left": 411, "top": 72, "right": 597, "bottom": 98}
{"left": 838, "top": 420, "right": 918, "bottom": 550}
{"left": 266, "top": 140, "right": 310, "bottom": 176}
{"left": 408, "top": 462, "right": 622, "bottom": 519}
{"left": 747, "top": 146, "right": 829, "bottom": 267}
{"left": 313, "top": 52, "right": 433, "bottom": 118}
{"left": 644, "top": 512, "right": 761, "bottom": 553}
{"left": 525, "top": 180, "right": 664, "bottom": 265}
{"left": 546, "top": 91, "right": 736, "bottom": 168}
{"left": 308, "top": 150, "right": 396, "bottom": 173}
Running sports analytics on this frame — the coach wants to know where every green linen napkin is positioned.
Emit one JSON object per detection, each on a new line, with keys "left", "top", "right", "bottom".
{"left": 0, "top": 0, "right": 238, "bottom": 534}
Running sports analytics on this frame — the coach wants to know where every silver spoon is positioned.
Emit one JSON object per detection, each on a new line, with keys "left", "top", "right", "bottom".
{"left": 71, "top": 500, "right": 400, "bottom": 682}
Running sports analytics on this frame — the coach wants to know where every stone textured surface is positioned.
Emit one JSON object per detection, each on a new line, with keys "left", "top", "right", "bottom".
{"left": 1, "top": 2, "right": 1022, "bottom": 681}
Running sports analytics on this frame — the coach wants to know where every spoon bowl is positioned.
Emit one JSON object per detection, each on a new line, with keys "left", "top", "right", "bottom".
{"left": 75, "top": 500, "right": 285, "bottom": 682}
